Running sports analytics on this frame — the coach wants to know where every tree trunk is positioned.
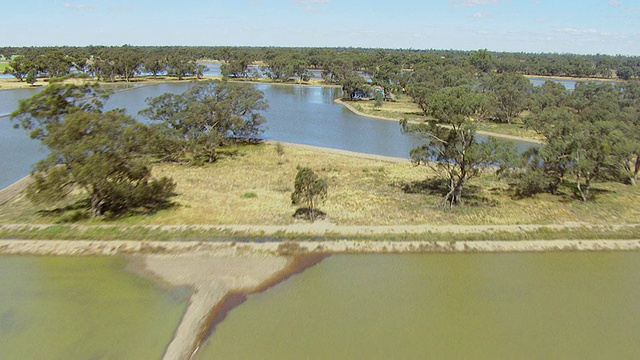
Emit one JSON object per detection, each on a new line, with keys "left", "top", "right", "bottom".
{"left": 208, "top": 145, "right": 217, "bottom": 163}
{"left": 632, "top": 155, "right": 639, "bottom": 186}
{"left": 453, "top": 178, "right": 464, "bottom": 205}
{"left": 90, "top": 192, "right": 103, "bottom": 217}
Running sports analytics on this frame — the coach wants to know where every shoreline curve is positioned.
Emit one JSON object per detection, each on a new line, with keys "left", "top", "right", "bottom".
{"left": 334, "top": 98, "right": 544, "bottom": 145}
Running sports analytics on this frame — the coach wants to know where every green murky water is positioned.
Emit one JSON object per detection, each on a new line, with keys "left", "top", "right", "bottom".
{"left": 0, "top": 256, "right": 188, "bottom": 359}
{"left": 197, "top": 253, "right": 640, "bottom": 359}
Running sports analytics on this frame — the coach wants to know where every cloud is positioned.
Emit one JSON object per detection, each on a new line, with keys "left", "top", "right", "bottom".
{"left": 557, "top": 28, "right": 607, "bottom": 36}
{"left": 63, "top": 3, "right": 97, "bottom": 11}
{"left": 608, "top": 0, "right": 622, "bottom": 7}
{"left": 292, "top": 0, "right": 329, "bottom": 13}
{"left": 535, "top": 18, "right": 551, "bottom": 23}
{"left": 624, "top": 6, "right": 640, "bottom": 12}
{"left": 293, "top": 0, "right": 329, "bottom": 4}
{"left": 472, "top": 12, "right": 493, "bottom": 18}
{"left": 449, "top": 0, "right": 502, "bottom": 7}
{"left": 303, "top": 6, "right": 325, "bottom": 13}
{"left": 108, "top": 6, "right": 133, "bottom": 12}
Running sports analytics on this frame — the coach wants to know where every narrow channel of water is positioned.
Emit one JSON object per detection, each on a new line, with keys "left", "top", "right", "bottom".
{"left": 196, "top": 253, "right": 640, "bottom": 359}
{"left": 0, "top": 256, "right": 189, "bottom": 359}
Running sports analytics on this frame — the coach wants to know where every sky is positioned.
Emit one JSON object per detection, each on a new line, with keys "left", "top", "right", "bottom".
{"left": 3, "top": 0, "right": 640, "bottom": 55}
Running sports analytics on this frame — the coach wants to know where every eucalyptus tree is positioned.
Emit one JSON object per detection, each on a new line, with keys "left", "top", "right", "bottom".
{"left": 10, "top": 82, "right": 110, "bottom": 139}
{"left": 9, "top": 83, "right": 175, "bottom": 217}
{"left": 401, "top": 85, "right": 517, "bottom": 208}
{"left": 7, "top": 55, "right": 33, "bottom": 81}
{"left": 166, "top": 54, "right": 197, "bottom": 80}
{"left": 486, "top": 72, "right": 534, "bottom": 124}
{"left": 291, "top": 166, "right": 328, "bottom": 221}
{"left": 143, "top": 52, "right": 168, "bottom": 78}
{"left": 40, "top": 49, "right": 73, "bottom": 78}
{"left": 140, "top": 80, "right": 268, "bottom": 163}
{"left": 524, "top": 82, "right": 628, "bottom": 200}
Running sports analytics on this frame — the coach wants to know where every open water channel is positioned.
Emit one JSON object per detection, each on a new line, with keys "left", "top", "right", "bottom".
{"left": 0, "top": 81, "right": 538, "bottom": 189}
{"left": 1, "top": 78, "right": 636, "bottom": 359}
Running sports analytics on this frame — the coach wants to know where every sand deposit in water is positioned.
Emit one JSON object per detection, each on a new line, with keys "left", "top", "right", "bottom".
{"left": 197, "top": 253, "right": 640, "bottom": 359}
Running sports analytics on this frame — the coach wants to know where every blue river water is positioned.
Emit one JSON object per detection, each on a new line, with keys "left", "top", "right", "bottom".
{"left": 1, "top": 79, "right": 547, "bottom": 190}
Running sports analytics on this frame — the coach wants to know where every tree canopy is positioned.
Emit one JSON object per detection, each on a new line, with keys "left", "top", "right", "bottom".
{"left": 140, "top": 80, "right": 268, "bottom": 163}
{"left": 10, "top": 83, "right": 176, "bottom": 217}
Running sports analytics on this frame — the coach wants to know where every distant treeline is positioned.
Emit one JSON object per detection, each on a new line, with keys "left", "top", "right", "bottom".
{"left": 2, "top": 46, "right": 640, "bottom": 83}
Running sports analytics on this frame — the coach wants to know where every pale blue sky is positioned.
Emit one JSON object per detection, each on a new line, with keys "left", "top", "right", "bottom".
{"left": 4, "top": 0, "right": 640, "bottom": 55}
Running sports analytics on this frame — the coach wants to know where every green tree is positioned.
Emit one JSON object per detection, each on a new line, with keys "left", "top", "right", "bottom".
{"left": 524, "top": 83, "right": 628, "bottom": 200}
{"left": 27, "top": 110, "right": 175, "bottom": 217}
{"left": 291, "top": 166, "right": 328, "bottom": 221}
{"left": 10, "top": 83, "right": 175, "bottom": 217}
{"left": 469, "top": 49, "right": 495, "bottom": 74}
{"left": 401, "top": 85, "right": 517, "bottom": 208}
{"left": 25, "top": 69, "right": 37, "bottom": 86}
{"left": 7, "top": 55, "right": 33, "bottom": 82}
{"left": 143, "top": 52, "right": 167, "bottom": 78}
{"left": 10, "top": 82, "right": 110, "bottom": 140}
{"left": 140, "top": 80, "right": 268, "bottom": 163}
{"left": 340, "top": 71, "right": 368, "bottom": 101}
{"left": 488, "top": 72, "right": 533, "bottom": 123}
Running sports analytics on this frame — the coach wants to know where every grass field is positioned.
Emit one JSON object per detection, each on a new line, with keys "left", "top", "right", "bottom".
{"left": 345, "top": 95, "right": 544, "bottom": 141}
{"left": 1, "top": 143, "right": 638, "bottom": 229}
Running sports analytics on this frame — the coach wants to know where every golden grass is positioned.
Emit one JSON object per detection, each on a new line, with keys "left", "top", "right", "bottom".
{"left": 345, "top": 95, "right": 544, "bottom": 141}
{"left": 1, "top": 143, "right": 639, "bottom": 227}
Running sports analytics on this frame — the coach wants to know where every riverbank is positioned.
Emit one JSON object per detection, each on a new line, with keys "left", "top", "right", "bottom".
{"left": 335, "top": 98, "right": 544, "bottom": 144}
{"left": 1, "top": 143, "right": 639, "bottom": 228}
{"left": 523, "top": 74, "right": 619, "bottom": 83}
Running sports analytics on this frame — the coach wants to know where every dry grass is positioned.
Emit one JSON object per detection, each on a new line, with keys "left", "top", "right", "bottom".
{"left": 345, "top": 95, "right": 543, "bottom": 141}
{"left": 0, "top": 78, "right": 49, "bottom": 90}
{"left": 1, "top": 143, "right": 639, "bottom": 227}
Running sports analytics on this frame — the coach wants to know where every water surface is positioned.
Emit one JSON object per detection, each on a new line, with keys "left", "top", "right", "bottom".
{"left": 1, "top": 82, "right": 539, "bottom": 190}
{"left": 0, "top": 256, "right": 189, "bottom": 359}
{"left": 198, "top": 253, "right": 640, "bottom": 359}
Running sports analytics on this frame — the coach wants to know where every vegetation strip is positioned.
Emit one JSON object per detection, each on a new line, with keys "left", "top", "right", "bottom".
{"left": 2, "top": 239, "right": 640, "bottom": 256}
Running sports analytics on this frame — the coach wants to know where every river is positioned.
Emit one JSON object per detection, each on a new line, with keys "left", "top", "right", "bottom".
{"left": 0, "top": 82, "right": 539, "bottom": 190}
{"left": 0, "top": 78, "right": 637, "bottom": 359}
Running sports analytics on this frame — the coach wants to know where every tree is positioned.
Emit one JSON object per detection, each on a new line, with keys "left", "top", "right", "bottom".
{"left": 524, "top": 83, "right": 628, "bottom": 200}
{"left": 487, "top": 72, "right": 533, "bottom": 123}
{"left": 7, "top": 55, "right": 33, "bottom": 82}
{"left": 10, "top": 82, "right": 110, "bottom": 140}
{"left": 340, "top": 71, "right": 368, "bottom": 101}
{"left": 291, "top": 166, "right": 328, "bottom": 221}
{"left": 401, "top": 85, "right": 517, "bottom": 208}
{"left": 166, "top": 54, "right": 197, "bottom": 80}
{"left": 469, "top": 49, "right": 495, "bottom": 74}
{"left": 143, "top": 52, "right": 167, "bottom": 78}
{"left": 27, "top": 110, "right": 175, "bottom": 217}
{"left": 140, "top": 80, "right": 268, "bottom": 163}
{"left": 25, "top": 69, "right": 37, "bottom": 86}
{"left": 10, "top": 83, "right": 175, "bottom": 217}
